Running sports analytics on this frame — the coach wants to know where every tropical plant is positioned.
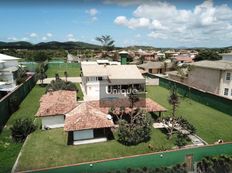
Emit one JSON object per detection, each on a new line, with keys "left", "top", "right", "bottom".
{"left": 15, "top": 67, "right": 27, "bottom": 85}
{"left": 64, "top": 71, "right": 68, "bottom": 82}
{"left": 36, "top": 63, "right": 47, "bottom": 85}
{"left": 10, "top": 118, "right": 37, "bottom": 143}
{"left": 95, "top": 35, "right": 115, "bottom": 51}
{"left": 117, "top": 109, "right": 152, "bottom": 146}
{"left": 175, "top": 132, "right": 188, "bottom": 148}
{"left": 46, "top": 78, "right": 77, "bottom": 92}
{"left": 167, "top": 86, "right": 180, "bottom": 139}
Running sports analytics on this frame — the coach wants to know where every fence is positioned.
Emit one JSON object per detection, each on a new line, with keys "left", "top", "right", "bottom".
{"left": 156, "top": 76, "right": 232, "bottom": 115}
{"left": 20, "top": 143, "right": 232, "bottom": 173}
{"left": 47, "top": 62, "right": 80, "bottom": 68}
{"left": 0, "top": 75, "right": 37, "bottom": 131}
{"left": 20, "top": 61, "right": 48, "bottom": 72}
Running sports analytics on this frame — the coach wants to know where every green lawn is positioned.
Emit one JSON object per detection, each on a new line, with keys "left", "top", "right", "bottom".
{"left": 147, "top": 86, "right": 232, "bottom": 144}
{"left": 0, "top": 86, "right": 45, "bottom": 173}
{"left": 16, "top": 128, "right": 176, "bottom": 171}
{"left": 76, "top": 83, "right": 84, "bottom": 101}
{"left": 46, "top": 64, "right": 81, "bottom": 78}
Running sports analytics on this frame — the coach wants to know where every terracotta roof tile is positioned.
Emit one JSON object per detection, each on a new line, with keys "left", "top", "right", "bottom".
{"left": 36, "top": 90, "right": 77, "bottom": 117}
{"left": 64, "top": 102, "right": 114, "bottom": 131}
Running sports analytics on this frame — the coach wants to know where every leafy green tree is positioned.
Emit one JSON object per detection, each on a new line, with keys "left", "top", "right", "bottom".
{"left": 10, "top": 118, "right": 37, "bottom": 143}
{"left": 33, "top": 51, "right": 49, "bottom": 62}
{"left": 175, "top": 132, "right": 188, "bottom": 148}
{"left": 95, "top": 35, "right": 115, "bottom": 51}
{"left": 195, "top": 50, "right": 222, "bottom": 61}
{"left": 46, "top": 78, "right": 77, "bottom": 92}
{"left": 15, "top": 67, "right": 27, "bottom": 85}
{"left": 36, "top": 63, "right": 47, "bottom": 85}
{"left": 168, "top": 86, "right": 179, "bottom": 139}
{"left": 64, "top": 71, "right": 68, "bottom": 82}
{"left": 117, "top": 110, "right": 152, "bottom": 146}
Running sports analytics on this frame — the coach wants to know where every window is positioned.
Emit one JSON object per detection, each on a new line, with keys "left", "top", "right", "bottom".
{"left": 226, "top": 72, "right": 231, "bottom": 80}
{"left": 224, "top": 88, "right": 229, "bottom": 96}
{"left": 98, "top": 77, "right": 103, "bottom": 81}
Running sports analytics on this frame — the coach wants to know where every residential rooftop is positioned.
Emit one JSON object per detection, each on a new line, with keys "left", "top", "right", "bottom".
{"left": 64, "top": 102, "right": 114, "bottom": 131}
{"left": 138, "top": 61, "right": 172, "bottom": 70}
{"left": 0, "top": 53, "right": 20, "bottom": 61}
{"left": 81, "top": 64, "right": 144, "bottom": 80}
{"left": 36, "top": 90, "right": 77, "bottom": 117}
{"left": 190, "top": 60, "right": 232, "bottom": 70}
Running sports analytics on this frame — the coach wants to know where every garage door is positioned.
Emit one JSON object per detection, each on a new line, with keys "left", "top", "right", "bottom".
{"left": 42, "top": 115, "right": 64, "bottom": 129}
{"left": 73, "top": 129, "right": 94, "bottom": 140}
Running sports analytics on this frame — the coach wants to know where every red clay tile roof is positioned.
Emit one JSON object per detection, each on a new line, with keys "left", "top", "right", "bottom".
{"left": 174, "top": 56, "right": 194, "bottom": 63}
{"left": 87, "top": 98, "right": 167, "bottom": 114}
{"left": 36, "top": 90, "right": 77, "bottom": 117}
{"left": 64, "top": 102, "right": 114, "bottom": 131}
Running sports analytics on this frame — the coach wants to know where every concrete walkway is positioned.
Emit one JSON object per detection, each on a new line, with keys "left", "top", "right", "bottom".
{"left": 153, "top": 122, "right": 207, "bottom": 146}
{"left": 37, "top": 77, "right": 81, "bottom": 84}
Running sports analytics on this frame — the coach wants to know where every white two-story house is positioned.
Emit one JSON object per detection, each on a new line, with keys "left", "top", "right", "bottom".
{"left": 0, "top": 53, "right": 21, "bottom": 91}
{"left": 81, "top": 64, "right": 145, "bottom": 100}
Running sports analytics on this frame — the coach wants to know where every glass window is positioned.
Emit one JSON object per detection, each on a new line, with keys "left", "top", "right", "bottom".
{"left": 226, "top": 72, "right": 231, "bottom": 80}
{"left": 224, "top": 88, "right": 229, "bottom": 96}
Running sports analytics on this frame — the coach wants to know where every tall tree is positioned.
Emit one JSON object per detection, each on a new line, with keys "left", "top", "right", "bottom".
{"left": 168, "top": 86, "right": 179, "bottom": 139}
{"left": 195, "top": 50, "right": 222, "bottom": 61}
{"left": 95, "top": 35, "right": 115, "bottom": 52}
{"left": 36, "top": 63, "right": 47, "bottom": 85}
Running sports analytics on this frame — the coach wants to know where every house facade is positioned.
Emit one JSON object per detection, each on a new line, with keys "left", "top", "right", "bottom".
{"left": 0, "top": 53, "right": 21, "bottom": 91}
{"left": 81, "top": 64, "right": 145, "bottom": 100}
{"left": 173, "top": 60, "right": 232, "bottom": 99}
{"left": 138, "top": 61, "right": 173, "bottom": 74}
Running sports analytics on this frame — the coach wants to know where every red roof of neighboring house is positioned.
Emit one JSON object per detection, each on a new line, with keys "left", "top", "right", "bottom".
{"left": 174, "top": 56, "right": 194, "bottom": 63}
{"left": 64, "top": 102, "right": 114, "bottom": 131}
{"left": 87, "top": 98, "right": 167, "bottom": 114}
{"left": 36, "top": 90, "right": 77, "bottom": 117}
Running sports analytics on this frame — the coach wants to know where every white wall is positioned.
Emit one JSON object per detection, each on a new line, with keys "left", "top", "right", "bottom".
{"left": 222, "top": 55, "right": 232, "bottom": 61}
{"left": 41, "top": 115, "right": 64, "bottom": 129}
{"left": 220, "top": 70, "right": 232, "bottom": 99}
{"left": 3, "top": 60, "right": 19, "bottom": 68}
{"left": 73, "top": 129, "right": 94, "bottom": 140}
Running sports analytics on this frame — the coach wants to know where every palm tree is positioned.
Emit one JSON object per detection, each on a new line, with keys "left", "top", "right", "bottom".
{"left": 96, "top": 35, "right": 115, "bottom": 58}
{"left": 36, "top": 63, "right": 47, "bottom": 85}
{"left": 64, "top": 71, "right": 68, "bottom": 82}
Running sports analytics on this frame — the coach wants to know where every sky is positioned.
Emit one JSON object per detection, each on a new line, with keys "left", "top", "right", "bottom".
{"left": 1, "top": 0, "right": 232, "bottom": 48}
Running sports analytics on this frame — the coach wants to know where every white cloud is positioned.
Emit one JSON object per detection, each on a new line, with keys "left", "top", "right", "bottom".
{"left": 114, "top": 16, "right": 150, "bottom": 29}
{"left": 21, "top": 37, "right": 28, "bottom": 41}
{"left": 148, "top": 32, "right": 167, "bottom": 39}
{"left": 66, "top": 33, "right": 77, "bottom": 41}
{"left": 135, "top": 34, "right": 141, "bottom": 38}
{"left": 7, "top": 37, "right": 17, "bottom": 41}
{"left": 30, "top": 33, "right": 37, "bottom": 37}
{"left": 67, "top": 33, "right": 74, "bottom": 38}
{"left": 103, "top": 0, "right": 144, "bottom": 6}
{"left": 42, "top": 36, "right": 47, "bottom": 41}
{"left": 86, "top": 8, "right": 98, "bottom": 16}
{"left": 114, "top": 0, "right": 232, "bottom": 45}
{"left": 46, "top": 33, "right": 53, "bottom": 37}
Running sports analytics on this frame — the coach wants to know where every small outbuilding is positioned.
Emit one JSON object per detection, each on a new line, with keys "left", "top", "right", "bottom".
{"left": 64, "top": 102, "right": 114, "bottom": 145}
{"left": 36, "top": 90, "right": 77, "bottom": 129}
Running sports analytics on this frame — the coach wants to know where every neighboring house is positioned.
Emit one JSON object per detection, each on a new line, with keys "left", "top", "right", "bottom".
{"left": 64, "top": 102, "right": 115, "bottom": 145}
{"left": 67, "top": 53, "right": 81, "bottom": 63}
{"left": 168, "top": 60, "right": 232, "bottom": 99}
{"left": 36, "top": 90, "right": 77, "bottom": 129}
{"left": 0, "top": 53, "right": 21, "bottom": 91}
{"left": 81, "top": 64, "right": 145, "bottom": 100}
{"left": 220, "top": 53, "right": 232, "bottom": 61}
{"left": 138, "top": 61, "right": 173, "bottom": 74}
{"left": 171, "top": 55, "right": 194, "bottom": 66}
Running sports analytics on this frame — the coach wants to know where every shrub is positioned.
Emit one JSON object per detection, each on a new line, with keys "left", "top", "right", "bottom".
{"left": 175, "top": 132, "right": 188, "bottom": 148}
{"left": 10, "top": 118, "right": 37, "bottom": 142}
{"left": 117, "top": 111, "right": 152, "bottom": 146}
{"left": 46, "top": 78, "right": 77, "bottom": 92}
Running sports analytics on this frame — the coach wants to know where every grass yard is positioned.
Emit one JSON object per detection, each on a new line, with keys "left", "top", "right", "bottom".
{"left": 76, "top": 83, "right": 84, "bottom": 101}
{"left": 46, "top": 64, "right": 81, "bottom": 77}
{"left": 0, "top": 86, "right": 45, "bottom": 173}
{"left": 16, "top": 128, "right": 177, "bottom": 171}
{"left": 147, "top": 86, "right": 232, "bottom": 144}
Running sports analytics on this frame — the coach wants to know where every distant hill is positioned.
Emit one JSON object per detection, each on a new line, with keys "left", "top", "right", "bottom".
{"left": 0, "top": 41, "right": 101, "bottom": 50}
{"left": 125, "top": 45, "right": 158, "bottom": 50}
